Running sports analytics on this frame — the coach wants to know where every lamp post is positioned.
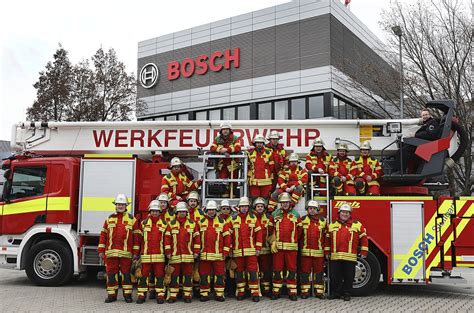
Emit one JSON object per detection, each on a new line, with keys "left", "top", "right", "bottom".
{"left": 391, "top": 25, "right": 404, "bottom": 119}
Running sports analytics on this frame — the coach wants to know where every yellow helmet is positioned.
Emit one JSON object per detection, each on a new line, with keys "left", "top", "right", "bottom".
{"left": 278, "top": 192, "right": 292, "bottom": 203}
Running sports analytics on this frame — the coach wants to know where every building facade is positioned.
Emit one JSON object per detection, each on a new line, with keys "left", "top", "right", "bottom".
{"left": 136, "top": 0, "right": 392, "bottom": 122}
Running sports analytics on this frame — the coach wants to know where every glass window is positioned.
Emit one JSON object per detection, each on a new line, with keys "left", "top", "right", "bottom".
{"left": 309, "top": 96, "right": 324, "bottom": 119}
{"left": 237, "top": 105, "right": 250, "bottom": 120}
{"left": 195, "top": 111, "right": 207, "bottom": 120}
{"left": 178, "top": 113, "right": 188, "bottom": 120}
{"left": 258, "top": 102, "right": 272, "bottom": 120}
{"left": 209, "top": 109, "right": 221, "bottom": 120}
{"left": 291, "top": 98, "right": 306, "bottom": 119}
{"left": 166, "top": 115, "right": 176, "bottom": 121}
{"left": 339, "top": 100, "right": 347, "bottom": 119}
{"left": 347, "top": 105, "right": 353, "bottom": 119}
{"left": 274, "top": 100, "right": 288, "bottom": 120}
{"left": 10, "top": 167, "right": 47, "bottom": 200}
{"left": 156, "top": 116, "right": 165, "bottom": 121}
{"left": 223, "top": 107, "right": 235, "bottom": 120}
{"left": 332, "top": 98, "right": 339, "bottom": 119}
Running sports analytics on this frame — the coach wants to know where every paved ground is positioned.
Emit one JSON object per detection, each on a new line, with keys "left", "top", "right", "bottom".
{"left": 0, "top": 267, "right": 472, "bottom": 312}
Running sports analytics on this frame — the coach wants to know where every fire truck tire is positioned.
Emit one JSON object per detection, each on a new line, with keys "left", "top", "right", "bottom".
{"left": 351, "top": 251, "right": 381, "bottom": 296}
{"left": 25, "top": 239, "right": 73, "bottom": 286}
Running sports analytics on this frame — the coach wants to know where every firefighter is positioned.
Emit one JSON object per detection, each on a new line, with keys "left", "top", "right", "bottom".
{"left": 253, "top": 197, "right": 273, "bottom": 296}
{"left": 166, "top": 201, "right": 201, "bottom": 303}
{"left": 325, "top": 203, "right": 368, "bottom": 301}
{"left": 329, "top": 143, "right": 356, "bottom": 196}
{"left": 187, "top": 191, "right": 203, "bottom": 223}
{"left": 161, "top": 157, "right": 202, "bottom": 208}
{"left": 158, "top": 192, "right": 174, "bottom": 224}
{"left": 247, "top": 134, "right": 274, "bottom": 200}
{"left": 219, "top": 199, "right": 236, "bottom": 297}
{"left": 230, "top": 196, "right": 263, "bottom": 302}
{"left": 270, "top": 192, "right": 302, "bottom": 301}
{"left": 266, "top": 130, "right": 288, "bottom": 190}
{"left": 352, "top": 141, "right": 383, "bottom": 195}
{"left": 135, "top": 200, "right": 170, "bottom": 304}
{"left": 305, "top": 138, "right": 332, "bottom": 195}
{"left": 268, "top": 153, "right": 307, "bottom": 212}
{"left": 98, "top": 194, "right": 139, "bottom": 303}
{"left": 299, "top": 200, "right": 326, "bottom": 299}
{"left": 198, "top": 200, "right": 232, "bottom": 302}
{"left": 210, "top": 121, "right": 242, "bottom": 197}
{"left": 218, "top": 199, "right": 234, "bottom": 225}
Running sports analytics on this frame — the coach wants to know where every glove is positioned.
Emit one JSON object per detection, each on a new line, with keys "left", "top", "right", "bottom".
{"left": 271, "top": 241, "right": 278, "bottom": 254}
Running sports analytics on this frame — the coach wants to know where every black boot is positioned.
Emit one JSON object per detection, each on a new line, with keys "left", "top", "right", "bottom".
{"left": 184, "top": 297, "right": 192, "bottom": 303}
{"left": 104, "top": 295, "right": 117, "bottom": 303}
{"left": 301, "top": 294, "right": 309, "bottom": 299}
{"left": 343, "top": 294, "right": 351, "bottom": 301}
{"left": 124, "top": 295, "right": 133, "bottom": 303}
{"left": 271, "top": 293, "right": 280, "bottom": 300}
{"left": 289, "top": 294, "right": 298, "bottom": 301}
{"left": 148, "top": 290, "right": 157, "bottom": 299}
{"left": 136, "top": 297, "right": 145, "bottom": 304}
{"left": 252, "top": 296, "right": 260, "bottom": 302}
{"left": 157, "top": 297, "right": 165, "bottom": 304}
{"left": 215, "top": 296, "right": 225, "bottom": 302}
{"left": 200, "top": 296, "right": 209, "bottom": 302}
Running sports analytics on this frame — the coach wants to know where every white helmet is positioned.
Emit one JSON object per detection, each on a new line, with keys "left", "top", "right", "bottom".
{"left": 313, "top": 137, "right": 325, "bottom": 147}
{"left": 157, "top": 193, "right": 169, "bottom": 202}
{"left": 360, "top": 141, "right": 372, "bottom": 150}
{"left": 205, "top": 200, "right": 218, "bottom": 211}
{"left": 170, "top": 157, "right": 182, "bottom": 167}
{"left": 113, "top": 194, "right": 130, "bottom": 205}
{"left": 288, "top": 153, "right": 299, "bottom": 162}
{"left": 238, "top": 196, "right": 250, "bottom": 207}
{"left": 187, "top": 191, "right": 200, "bottom": 201}
{"left": 220, "top": 199, "right": 231, "bottom": 208}
{"left": 220, "top": 121, "right": 232, "bottom": 130}
{"left": 175, "top": 201, "right": 188, "bottom": 213}
{"left": 253, "top": 197, "right": 266, "bottom": 207}
{"left": 307, "top": 200, "right": 320, "bottom": 211}
{"left": 279, "top": 192, "right": 292, "bottom": 203}
{"left": 337, "top": 143, "right": 349, "bottom": 151}
{"left": 148, "top": 200, "right": 161, "bottom": 211}
{"left": 338, "top": 203, "right": 353, "bottom": 213}
{"left": 268, "top": 130, "right": 280, "bottom": 140}
{"left": 253, "top": 134, "right": 266, "bottom": 143}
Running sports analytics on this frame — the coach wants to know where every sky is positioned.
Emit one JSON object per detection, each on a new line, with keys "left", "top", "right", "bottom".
{"left": 0, "top": 0, "right": 395, "bottom": 141}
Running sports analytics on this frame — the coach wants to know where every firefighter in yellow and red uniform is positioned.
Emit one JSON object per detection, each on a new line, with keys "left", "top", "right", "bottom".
{"left": 247, "top": 135, "right": 274, "bottom": 199}
{"left": 230, "top": 196, "right": 263, "bottom": 302}
{"left": 266, "top": 130, "right": 288, "bottom": 190}
{"left": 325, "top": 203, "right": 368, "bottom": 301}
{"left": 329, "top": 143, "right": 356, "bottom": 196}
{"left": 270, "top": 192, "right": 302, "bottom": 301}
{"left": 352, "top": 141, "right": 383, "bottom": 195}
{"left": 198, "top": 200, "right": 232, "bottom": 302}
{"left": 165, "top": 201, "right": 201, "bottom": 303}
{"left": 135, "top": 200, "right": 170, "bottom": 304}
{"left": 186, "top": 191, "right": 203, "bottom": 223}
{"left": 218, "top": 199, "right": 237, "bottom": 296}
{"left": 98, "top": 194, "right": 139, "bottom": 303}
{"left": 268, "top": 153, "right": 308, "bottom": 212}
{"left": 299, "top": 200, "right": 326, "bottom": 299}
{"left": 253, "top": 197, "right": 273, "bottom": 296}
{"left": 210, "top": 121, "right": 242, "bottom": 197}
{"left": 161, "top": 157, "right": 202, "bottom": 208}
{"left": 305, "top": 138, "right": 332, "bottom": 195}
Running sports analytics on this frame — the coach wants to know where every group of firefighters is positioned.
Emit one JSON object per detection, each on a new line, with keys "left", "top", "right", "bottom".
{"left": 97, "top": 122, "right": 375, "bottom": 304}
{"left": 98, "top": 193, "right": 367, "bottom": 304}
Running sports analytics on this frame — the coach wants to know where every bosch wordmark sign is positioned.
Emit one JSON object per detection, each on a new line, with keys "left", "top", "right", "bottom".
{"left": 168, "top": 47, "right": 240, "bottom": 80}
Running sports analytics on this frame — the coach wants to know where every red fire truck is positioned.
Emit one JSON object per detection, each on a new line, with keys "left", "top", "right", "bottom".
{"left": 0, "top": 100, "right": 472, "bottom": 296}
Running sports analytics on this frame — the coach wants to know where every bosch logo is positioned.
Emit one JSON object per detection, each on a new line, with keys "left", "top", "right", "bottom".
{"left": 139, "top": 63, "right": 159, "bottom": 89}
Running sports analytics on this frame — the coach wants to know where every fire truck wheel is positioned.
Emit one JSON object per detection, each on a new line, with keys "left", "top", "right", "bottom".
{"left": 25, "top": 239, "right": 73, "bottom": 286}
{"left": 351, "top": 251, "right": 381, "bottom": 296}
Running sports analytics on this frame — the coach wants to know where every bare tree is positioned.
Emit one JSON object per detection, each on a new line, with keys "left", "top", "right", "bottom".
{"left": 337, "top": 0, "right": 472, "bottom": 195}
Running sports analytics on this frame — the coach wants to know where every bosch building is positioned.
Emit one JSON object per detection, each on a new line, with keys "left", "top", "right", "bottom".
{"left": 137, "top": 0, "right": 392, "bottom": 122}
